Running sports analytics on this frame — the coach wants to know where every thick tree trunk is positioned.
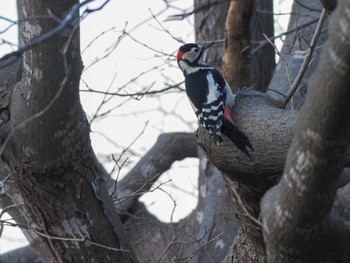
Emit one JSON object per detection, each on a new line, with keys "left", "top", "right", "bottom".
{"left": 194, "top": 0, "right": 230, "bottom": 70}
{"left": 261, "top": 0, "right": 350, "bottom": 261}
{"left": 222, "top": 0, "right": 254, "bottom": 91}
{"left": 0, "top": 1, "right": 137, "bottom": 262}
{"left": 250, "top": 0, "right": 275, "bottom": 92}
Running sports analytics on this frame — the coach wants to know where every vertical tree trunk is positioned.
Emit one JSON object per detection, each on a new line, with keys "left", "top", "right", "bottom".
{"left": 0, "top": 1, "right": 138, "bottom": 262}
{"left": 222, "top": 0, "right": 254, "bottom": 91}
{"left": 261, "top": 0, "right": 350, "bottom": 261}
{"left": 250, "top": 0, "right": 275, "bottom": 92}
{"left": 194, "top": 0, "right": 230, "bottom": 70}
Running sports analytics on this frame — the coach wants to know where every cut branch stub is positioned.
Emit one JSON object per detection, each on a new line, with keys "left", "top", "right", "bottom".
{"left": 197, "top": 90, "right": 295, "bottom": 187}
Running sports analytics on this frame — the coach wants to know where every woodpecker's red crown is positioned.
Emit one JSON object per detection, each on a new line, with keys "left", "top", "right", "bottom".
{"left": 176, "top": 42, "right": 215, "bottom": 63}
{"left": 176, "top": 43, "right": 199, "bottom": 61}
{"left": 176, "top": 50, "right": 184, "bottom": 60}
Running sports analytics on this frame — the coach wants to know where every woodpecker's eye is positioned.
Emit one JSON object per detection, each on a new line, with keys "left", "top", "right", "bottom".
{"left": 193, "top": 48, "right": 199, "bottom": 52}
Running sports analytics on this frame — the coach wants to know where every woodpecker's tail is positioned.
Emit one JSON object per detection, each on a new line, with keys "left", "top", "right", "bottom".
{"left": 221, "top": 119, "right": 254, "bottom": 159}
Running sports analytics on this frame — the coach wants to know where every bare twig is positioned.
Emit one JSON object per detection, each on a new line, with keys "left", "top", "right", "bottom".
{"left": 263, "top": 33, "right": 292, "bottom": 90}
{"left": 80, "top": 82, "right": 185, "bottom": 98}
{"left": 89, "top": 69, "right": 118, "bottom": 122}
{"left": 149, "top": 9, "right": 184, "bottom": 43}
{"left": 184, "top": 229, "right": 226, "bottom": 263}
{"left": 83, "top": 6, "right": 170, "bottom": 72}
{"left": 165, "top": 0, "right": 230, "bottom": 21}
{"left": 251, "top": 18, "right": 319, "bottom": 54}
{"left": 109, "top": 121, "right": 149, "bottom": 197}
{"left": 156, "top": 227, "right": 177, "bottom": 263}
{"left": 0, "top": 220, "right": 130, "bottom": 253}
{"left": 82, "top": 26, "right": 116, "bottom": 54}
{"left": 281, "top": 9, "right": 327, "bottom": 108}
{"left": 0, "top": 0, "right": 107, "bottom": 68}
{"left": 229, "top": 186, "right": 262, "bottom": 228}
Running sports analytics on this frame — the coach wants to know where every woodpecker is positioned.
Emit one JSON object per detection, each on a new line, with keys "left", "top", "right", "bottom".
{"left": 177, "top": 42, "right": 253, "bottom": 158}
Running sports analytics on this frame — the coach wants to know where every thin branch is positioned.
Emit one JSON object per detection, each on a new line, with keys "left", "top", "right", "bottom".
{"left": 0, "top": 220, "right": 130, "bottom": 253}
{"left": 184, "top": 229, "right": 226, "bottom": 262}
{"left": 0, "top": 0, "right": 112, "bottom": 68}
{"left": 149, "top": 9, "right": 184, "bottom": 43}
{"left": 82, "top": 26, "right": 116, "bottom": 54}
{"left": 109, "top": 120, "right": 149, "bottom": 198}
{"left": 89, "top": 69, "right": 118, "bottom": 123}
{"left": 229, "top": 186, "right": 262, "bottom": 228}
{"left": 251, "top": 18, "right": 319, "bottom": 54}
{"left": 263, "top": 33, "right": 292, "bottom": 90}
{"left": 281, "top": 9, "right": 327, "bottom": 108}
{"left": 165, "top": 0, "right": 230, "bottom": 21}
{"left": 80, "top": 82, "right": 185, "bottom": 98}
{"left": 83, "top": 6, "right": 170, "bottom": 72}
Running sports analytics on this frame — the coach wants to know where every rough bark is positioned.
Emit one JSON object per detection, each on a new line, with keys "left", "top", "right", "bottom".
{"left": 197, "top": 90, "right": 295, "bottom": 262}
{"left": 194, "top": 0, "right": 230, "bottom": 70}
{"left": 0, "top": 1, "right": 137, "bottom": 262}
{"left": 250, "top": 0, "right": 275, "bottom": 92}
{"left": 261, "top": 0, "right": 350, "bottom": 261}
{"left": 222, "top": 0, "right": 254, "bottom": 90}
{"left": 197, "top": 91, "right": 294, "bottom": 179}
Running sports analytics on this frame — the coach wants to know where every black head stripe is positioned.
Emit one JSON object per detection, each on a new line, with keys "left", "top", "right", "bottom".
{"left": 179, "top": 43, "right": 199, "bottom": 53}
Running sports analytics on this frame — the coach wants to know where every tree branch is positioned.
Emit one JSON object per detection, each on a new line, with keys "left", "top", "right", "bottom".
{"left": 261, "top": 0, "right": 350, "bottom": 260}
{"left": 0, "top": 0, "right": 112, "bottom": 68}
{"left": 320, "top": 0, "right": 336, "bottom": 14}
{"left": 279, "top": 9, "right": 327, "bottom": 108}
{"left": 222, "top": 0, "right": 254, "bottom": 90}
{"left": 197, "top": 90, "right": 295, "bottom": 180}
{"left": 113, "top": 132, "right": 197, "bottom": 214}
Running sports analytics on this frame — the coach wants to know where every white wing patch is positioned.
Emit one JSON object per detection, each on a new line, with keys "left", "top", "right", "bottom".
{"left": 206, "top": 72, "right": 221, "bottom": 103}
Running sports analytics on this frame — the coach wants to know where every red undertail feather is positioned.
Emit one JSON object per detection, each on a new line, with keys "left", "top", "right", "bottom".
{"left": 224, "top": 107, "right": 235, "bottom": 125}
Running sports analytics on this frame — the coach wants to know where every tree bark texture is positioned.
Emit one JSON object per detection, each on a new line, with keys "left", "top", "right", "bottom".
{"left": 261, "top": 0, "right": 350, "bottom": 261}
{"left": 194, "top": 0, "right": 230, "bottom": 71}
{"left": 197, "top": 90, "right": 295, "bottom": 262}
{"left": 250, "top": 0, "right": 275, "bottom": 92}
{"left": 0, "top": 1, "right": 137, "bottom": 262}
{"left": 222, "top": 0, "right": 254, "bottom": 91}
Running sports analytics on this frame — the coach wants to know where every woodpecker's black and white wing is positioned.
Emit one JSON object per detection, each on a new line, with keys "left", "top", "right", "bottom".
{"left": 184, "top": 67, "right": 227, "bottom": 145}
{"left": 178, "top": 43, "right": 253, "bottom": 158}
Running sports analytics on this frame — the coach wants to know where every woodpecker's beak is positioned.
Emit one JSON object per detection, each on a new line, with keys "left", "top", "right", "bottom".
{"left": 202, "top": 42, "right": 215, "bottom": 51}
